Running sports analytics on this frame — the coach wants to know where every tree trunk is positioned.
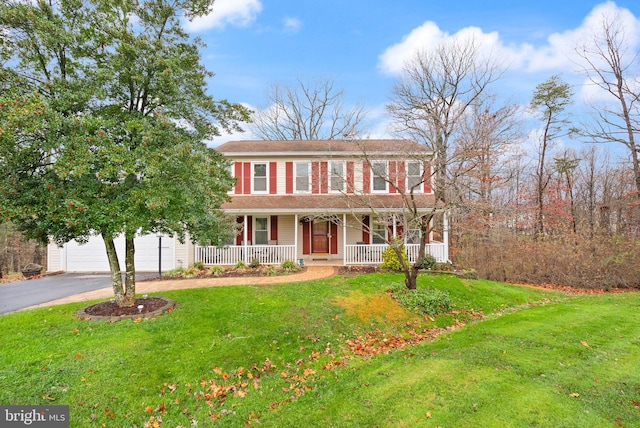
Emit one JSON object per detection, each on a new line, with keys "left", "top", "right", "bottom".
{"left": 102, "top": 233, "right": 128, "bottom": 307}
{"left": 122, "top": 233, "right": 136, "bottom": 308}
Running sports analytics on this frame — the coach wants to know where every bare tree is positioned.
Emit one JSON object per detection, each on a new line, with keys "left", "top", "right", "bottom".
{"left": 386, "top": 36, "right": 503, "bottom": 206}
{"left": 575, "top": 12, "right": 640, "bottom": 197}
{"left": 454, "top": 97, "right": 523, "bottom": 220}
{"left": 250, "top": 76, "right": 368, "bottom": 140}
{"left": 529, "top": 75, "right": 574, "bottom": 239}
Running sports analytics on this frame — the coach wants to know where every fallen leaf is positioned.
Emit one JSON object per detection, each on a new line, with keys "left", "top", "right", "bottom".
{"left": 570, "top": 393, "right": 580, "bottom": 398}
{"left": 580, "top": 341, "right": 590, "bottom": 347}
{"left": 426, "top": 411, "right": 432, "bottom": 418}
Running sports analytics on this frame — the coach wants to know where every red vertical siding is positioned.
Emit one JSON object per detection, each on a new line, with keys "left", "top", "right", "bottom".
{"left": 389, "top": 161, "right": 397, "bottom": 194}
{"left": 320, "top": 161, "right": 328, "bottom": 194}
{"left": 311, "top": 162, "right": 320, "bottom": 194}
{"left": 269, "top": 162, "right": 277, "bottom": 194}
{"left": 423, "top": 161, "right": 432, "bottom": 193}
{"left": 330, "top": 222, "right": 338, "bottom": 254}
{"left": 397, "top": 161, "right": 406, "bottom": 193}
{"left": 270, "top": 216, "right": 278, "bottom": 241}
{"left": 362, "top": 162, "right": 370, "bottom": 194}
{"left": 346, "top": 161, "right": 354, "bottom": 193}
{"left": 234, "top": 163, "right": 243, "bottom": 194}
{"left": 302, "top": 222, "right": 310, "bottom": 254}
{"left": 285, "top": 162, "right": 293, "bottom": 194}
{"left": 247, "top": 216, "right": 253, "bottom": 244}
{"left": 243, "top": 162, "right": 251, "bottom": 195}
{"left": 362, "top": 215, "right": 370, "bottom": 244}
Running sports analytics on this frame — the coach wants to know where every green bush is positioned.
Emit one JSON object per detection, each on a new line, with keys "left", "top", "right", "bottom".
{"left": 380, "top": 246, "right": 407, "bottom": 272}
{"left": 163, "top": 267, "right": 185, "bottom": 278}
{"left": 234, "top": 260, "right": 247, "bottom": 269}
{"left": 280, "top": 259, "right": 301, "bottom": 273}
{"left": 263, "top": 265, "right": 277, "bottom": 276}
{"left": 192, "top": 261, "right": 205, "bottom": 270}
{"left": 207, "top": 265, "right": 225, "bottom": 276}
{"left": 389, "top": 283, "right": 452, "bottom": 316}
{"left": 250, "top": 258, "right": 261, "bottom": 268}
{"left": 415, "top": 254, "right": 436, "bottom": 270}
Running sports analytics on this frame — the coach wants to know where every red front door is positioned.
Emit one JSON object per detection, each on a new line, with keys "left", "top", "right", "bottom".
{"left": 312, "top": 221, "right": 329, "bottom": 253}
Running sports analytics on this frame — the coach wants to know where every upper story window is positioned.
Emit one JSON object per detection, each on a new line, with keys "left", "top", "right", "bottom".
{"left": 295, "top": 162, "right": 310, "bottom": 192}
{"left": 330, "top": 161, "right": 345, "bottom": 192}
{"left": 407, "top": 161, "right": 423, "bottom": 193}
{"left": 371, "top": 161, "right": 387, "bottom": 192}
{"left": 253, "top": 162, "right": 268, "bottom": 193}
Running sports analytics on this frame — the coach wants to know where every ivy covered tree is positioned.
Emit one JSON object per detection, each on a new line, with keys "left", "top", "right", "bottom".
{"left": 0, "top": 0, "right": 250, "bottom": 307}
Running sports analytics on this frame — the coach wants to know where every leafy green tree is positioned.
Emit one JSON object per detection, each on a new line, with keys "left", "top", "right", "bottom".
{"left": 0, "top": 0, "right": 249, "bottom": 307}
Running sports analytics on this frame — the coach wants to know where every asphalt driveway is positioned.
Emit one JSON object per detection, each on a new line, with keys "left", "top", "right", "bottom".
{"left": 0, "top": 272, "right": 157, "bottom": 315}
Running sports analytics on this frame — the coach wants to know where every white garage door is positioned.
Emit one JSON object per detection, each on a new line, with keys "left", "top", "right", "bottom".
{"left": 65, "top": 233, "right": 175, "bottom": 272}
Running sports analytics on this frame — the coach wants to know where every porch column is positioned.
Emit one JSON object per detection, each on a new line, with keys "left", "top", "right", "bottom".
{"left": 294, "top": 214, "right": 299, "bottom": 262}
{"left": 243, "top": 215, "right": 248, "bottom": 263}
{"left": 392, "top": 214, "right": 397, "bottom": 238}
{"left": 443, "top": 211, "right": 449, "bottom": 262}
{"left": 342, "top": 213, "right": 347, "bottom": 266}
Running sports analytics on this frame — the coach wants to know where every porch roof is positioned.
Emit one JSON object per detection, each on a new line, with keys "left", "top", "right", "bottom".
{"left": 221, "top": 193, "right": 438, "bottom": 214}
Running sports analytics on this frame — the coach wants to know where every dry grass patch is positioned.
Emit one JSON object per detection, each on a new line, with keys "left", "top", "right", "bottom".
{"left": 332, "top": 290, "right": 416, "bottom": 324}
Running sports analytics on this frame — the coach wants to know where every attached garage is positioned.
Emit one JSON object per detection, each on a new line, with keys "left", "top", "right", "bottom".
{"left": 50, "top": 233, "right": 176, "bottom": 272}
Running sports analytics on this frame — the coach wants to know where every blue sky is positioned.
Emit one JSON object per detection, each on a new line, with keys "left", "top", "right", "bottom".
{"left": 181, "top": 1, "right": 640, "bottom": 144}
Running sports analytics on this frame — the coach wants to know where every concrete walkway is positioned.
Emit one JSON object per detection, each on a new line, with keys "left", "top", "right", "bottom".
{"left": 24, "top": 266, "right": 339, "bottom": 310}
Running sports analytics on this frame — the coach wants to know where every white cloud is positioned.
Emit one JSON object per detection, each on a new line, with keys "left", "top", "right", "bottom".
{"left": 378, "top": 2, "right": 640, "bottom": 77}
{"left": 377, "top": 21, "right": 512, "bottom": 75}
{"left": 283, "top": 17, "right": 302, "bottom": 33}
{"left": 186, "top": 0, "right": 262, "bottom": 32}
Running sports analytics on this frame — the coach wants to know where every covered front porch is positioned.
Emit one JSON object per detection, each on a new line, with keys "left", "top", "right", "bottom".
{"left": 194, "top": 212, "right": 449, "bottom": 266}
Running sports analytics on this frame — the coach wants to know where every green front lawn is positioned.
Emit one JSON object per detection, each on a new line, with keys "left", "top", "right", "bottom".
{"left": 1, "top": 274, "right": 638, "bottom": 427}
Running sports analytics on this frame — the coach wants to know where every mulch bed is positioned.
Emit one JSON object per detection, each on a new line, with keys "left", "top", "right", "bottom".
{"left": 78, "top": 296, "right": 176, "bottom": 321}
{"left": 83, "top": 297, "right": 168, "bottom": 316}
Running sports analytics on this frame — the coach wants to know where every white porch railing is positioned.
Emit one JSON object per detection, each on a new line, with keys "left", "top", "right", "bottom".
{"left": 344, "top": 242, "right": 447, "bottom": 265}
{"left": 195, "top": 245, "right": 296, "bottom": 265}
{"left": 196, "top": 242, "right": 447, "bottom": 266}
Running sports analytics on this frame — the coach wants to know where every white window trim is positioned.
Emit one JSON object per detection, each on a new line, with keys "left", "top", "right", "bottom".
{"left": 294, "top": 161, "right": 311, "bottom": 193}
{"left": 406, "top": 161, "right": 424, "bottom": 194}
{"left": 252, "top": 162, "right": 269, "bottom": 194}
{"left": 371, "top": 160, "right": 388, "bottom": 193}
{"left": 329, "top": 160, "right": 345, "bottom": 193}
{"left": 253, "top": 216, "right": 270, "bottom": 245}
{"left": 371, "top": 219, "right": 388, "bottom": 244}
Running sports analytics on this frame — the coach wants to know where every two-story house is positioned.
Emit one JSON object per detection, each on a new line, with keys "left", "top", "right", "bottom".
{"left": 47, "top": 139, "right": 449, "bottom": 272}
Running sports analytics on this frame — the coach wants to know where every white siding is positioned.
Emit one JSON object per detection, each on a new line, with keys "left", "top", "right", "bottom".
{"left": 53, "top": 233, "right": 175, "bottom": 272}
{"left": 47, "top": 244, "right": 63, "bottom": 272}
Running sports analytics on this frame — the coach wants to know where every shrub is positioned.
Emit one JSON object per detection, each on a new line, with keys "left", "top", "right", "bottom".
{"left": 234, "top": 260, "right": 247, "bottom": 269}
{"left": 280, "top": 259, "right": 301, "bottom": 273}
{"left": 250, "top": 258, "right": 261, "bottom": 268}
{"left": 208, "top": 265, "right": 225, "bottom": 276}
{"left": 263, "top": 265, "right": 277, "bottom": 276}
{"left": 163, "top": 267, "right": 185, "bottom": 278}
{"left": 380, "top": 246, "right": 407, "bottom": 272}
{"left": 192, "top": 261, "right": 205, "bottom": 270}
{"left": 415, "top": 254, "right": 436, "bottom": 270}
{"left": 184, "top": 266, "right": 200, "bottom": 278}
{"left": 389, "top": 283, "right": 452, "bottom": 316}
